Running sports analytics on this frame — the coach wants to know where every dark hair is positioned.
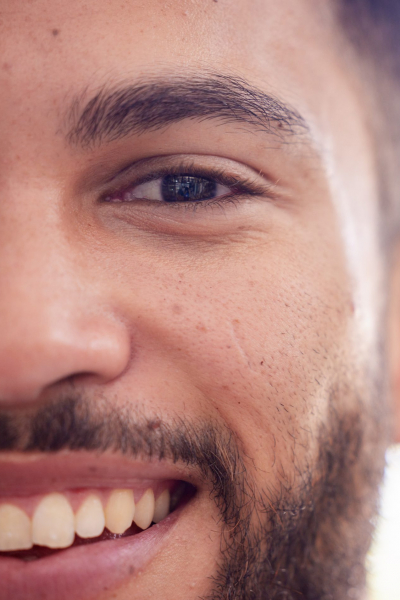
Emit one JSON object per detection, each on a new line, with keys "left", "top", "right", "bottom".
{"left": 335, "top": 1, "right": 400, "bottom": 247}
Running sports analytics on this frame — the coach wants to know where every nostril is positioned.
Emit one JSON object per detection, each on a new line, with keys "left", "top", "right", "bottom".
{"left": 62, "top": 369, "right": 118, "bottom": 386}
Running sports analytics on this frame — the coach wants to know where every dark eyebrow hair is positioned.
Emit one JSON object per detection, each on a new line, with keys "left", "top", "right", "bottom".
{"left": 65, "top": 73, "right": 309, "bottom": 148}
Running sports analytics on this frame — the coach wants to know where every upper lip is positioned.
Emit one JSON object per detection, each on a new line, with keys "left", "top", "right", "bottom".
{"left": 0, "top": 452, "right": 199, "bottom": 497}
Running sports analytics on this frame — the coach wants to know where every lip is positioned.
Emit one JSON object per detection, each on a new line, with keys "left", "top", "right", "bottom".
{"left": 0, "top": 451, "right": 199, "bottom": 496}
{"left": 0, "top": 452, "right": 198, "bottom": 600}
{"left": 0, "top": 506, "right": 182, "bottom": 600}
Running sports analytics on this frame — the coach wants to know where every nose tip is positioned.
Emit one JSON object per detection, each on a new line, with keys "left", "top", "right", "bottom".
{"left": 0, "top": 316, "right": 131, "bottom": 406}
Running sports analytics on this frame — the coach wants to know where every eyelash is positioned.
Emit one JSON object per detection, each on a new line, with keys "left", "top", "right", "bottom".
{"left": 103, "top": 163, "right": 270, "bottom": 212}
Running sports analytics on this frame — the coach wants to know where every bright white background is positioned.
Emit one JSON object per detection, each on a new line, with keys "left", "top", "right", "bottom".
{"left": 367, "top": 445, "right": 400, "bottom": 600}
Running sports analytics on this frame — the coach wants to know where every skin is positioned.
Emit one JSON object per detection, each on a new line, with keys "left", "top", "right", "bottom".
{"left": 0, "top": 0, "right": 399, "bottom": 598}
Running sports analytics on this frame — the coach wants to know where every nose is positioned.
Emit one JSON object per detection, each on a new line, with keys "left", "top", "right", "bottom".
{"left": 0, "top": 313, "right": 131, "bottom": 405}
{"left": 0, "top": 203, "right": 131, "bottom": 406}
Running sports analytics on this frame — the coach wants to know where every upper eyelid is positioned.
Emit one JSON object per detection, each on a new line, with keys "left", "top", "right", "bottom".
{"left": 106, "top": 153, "right": 266, "bottom": 182}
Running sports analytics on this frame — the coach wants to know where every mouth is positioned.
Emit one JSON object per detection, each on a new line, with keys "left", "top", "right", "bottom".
{"left": 0, "top": 453, "right": 197, "bottom": 600}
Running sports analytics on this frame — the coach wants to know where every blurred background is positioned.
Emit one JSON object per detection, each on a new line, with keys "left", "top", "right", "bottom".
{"left": 367, "top": 444, "right": 400, "bottom": 600}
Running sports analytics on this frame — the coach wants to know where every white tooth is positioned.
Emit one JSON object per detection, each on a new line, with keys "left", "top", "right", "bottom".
{"left": 133, "top": 489, "right": 155, "bottom": 530}
{"left": 153, "top": 490, "right": 170, "bottom": 524}
{"left": 32, "top": 493, "right": 75, "bottom": 549}
{"left": 105, "top": 490, "right": 135, "bottom": 534}
{"left": 0, "top": 504, "right": 33, "bottom": 551}
{"left": 75, "top": 495, "right": 105, "bottom": 539}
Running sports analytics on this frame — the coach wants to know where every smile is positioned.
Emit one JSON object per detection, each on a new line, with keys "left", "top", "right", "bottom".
{"left": 0, "top": 453, "right": 196, "bottom": 600}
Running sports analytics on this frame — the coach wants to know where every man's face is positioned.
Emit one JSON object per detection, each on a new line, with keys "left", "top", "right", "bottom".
{"left": 0, "top": 1, "right": 395, "bottom": 599}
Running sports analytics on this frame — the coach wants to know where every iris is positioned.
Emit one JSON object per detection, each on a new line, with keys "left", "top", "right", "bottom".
{"left": 161, "top": 175, "right": 217, "bottom": 203}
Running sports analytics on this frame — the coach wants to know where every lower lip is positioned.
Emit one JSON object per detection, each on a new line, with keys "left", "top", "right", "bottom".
{"left": 0, "top": 508, "right": 180, "bottom": 600}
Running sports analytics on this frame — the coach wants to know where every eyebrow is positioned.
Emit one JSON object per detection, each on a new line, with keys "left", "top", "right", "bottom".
{"left": 65, "top": 73, "right": 309, "bottom": 148}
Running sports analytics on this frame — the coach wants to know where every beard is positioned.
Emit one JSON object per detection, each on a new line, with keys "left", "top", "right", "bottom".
{"left": 0, "top": 379, "right": 389, "bottom": 600}
{"left": 209, "top": 400, "right": 388, "bottom": 600}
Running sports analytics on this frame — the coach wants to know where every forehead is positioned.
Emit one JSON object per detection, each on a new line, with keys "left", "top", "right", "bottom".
{"left": 0, "top": 0, "right": 325, "bottom": 67}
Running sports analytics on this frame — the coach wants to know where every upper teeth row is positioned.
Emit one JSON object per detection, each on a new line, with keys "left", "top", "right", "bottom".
{"left": 0, "top": 488, "right": 170, "bottom": 552}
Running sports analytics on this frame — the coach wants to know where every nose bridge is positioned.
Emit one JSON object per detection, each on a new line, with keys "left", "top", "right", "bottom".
{"left": 0, "top": 178, "right": 80, "bottom": 318}
{"left": 0, "top": 181, "right": 131, "bottom": 405}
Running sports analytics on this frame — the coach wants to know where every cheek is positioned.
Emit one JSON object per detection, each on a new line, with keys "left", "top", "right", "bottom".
{"left": 148, "top": 242, "right": 353, "bottom": 477}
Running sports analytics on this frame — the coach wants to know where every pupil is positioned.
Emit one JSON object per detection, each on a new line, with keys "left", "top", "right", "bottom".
{"left": 161, "top": 175, "right": 217, "bottom": 203}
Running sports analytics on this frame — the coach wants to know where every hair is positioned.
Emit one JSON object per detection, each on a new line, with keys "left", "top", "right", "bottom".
{"left": 333, "top": 1, "right": 400, "bottom": 249}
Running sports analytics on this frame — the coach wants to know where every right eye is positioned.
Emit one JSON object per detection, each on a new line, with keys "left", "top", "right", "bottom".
{"left": 107, "top": 174, "right": 231, "bottom": 205}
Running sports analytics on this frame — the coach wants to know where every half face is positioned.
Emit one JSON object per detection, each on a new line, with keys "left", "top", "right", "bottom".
{"left": 0, "top": 1, "right": 389, "bottom": 599}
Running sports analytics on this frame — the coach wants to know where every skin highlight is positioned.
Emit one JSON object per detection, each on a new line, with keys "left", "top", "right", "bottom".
{"left": 0, "top": 1, "right": 398, "bottom": 599}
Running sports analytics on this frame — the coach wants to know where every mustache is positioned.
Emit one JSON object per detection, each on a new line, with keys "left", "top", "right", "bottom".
{"left": 0, "top": 395, "right": 249, "bottom": 528}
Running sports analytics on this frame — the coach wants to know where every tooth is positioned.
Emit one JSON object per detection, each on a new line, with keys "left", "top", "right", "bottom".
{"left": 32, "top": 493, "right": 75, "bottom": 549}
{"left": 0, "top": 504, "right": 33, "bottom": 551}
{"left": 153, "top": 490, "right": 170, "bottom": 524}
{"left": 133, "top": 489, "right": 155, "bottom": 530}
{"left": 105, "top": 490, "right": 135, "bottom": 534}
{"left": 75, "top": 495, "right": 105, "bottom": 539}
